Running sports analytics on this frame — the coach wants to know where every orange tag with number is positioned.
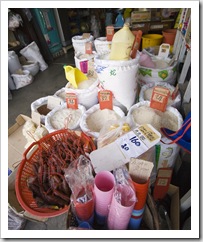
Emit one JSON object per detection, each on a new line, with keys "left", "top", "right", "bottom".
{"left": 66, "top": 93, "right": 78, "bottom": 109}
{"left": 98, "top": 90, "right": 113, "bottom": 110}
{"left": 85, "top": 42, "right": 92, "bottom": 54}
{"left": 106, "top": 26, "right": 114, "bottom": 41}
{"left": 150, "top": 86, "right": 170, "bottom": 112}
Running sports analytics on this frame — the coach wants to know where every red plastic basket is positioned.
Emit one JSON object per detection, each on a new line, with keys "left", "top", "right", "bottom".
{"left": 15, "top": 129, "right": 96, "bottom": 218}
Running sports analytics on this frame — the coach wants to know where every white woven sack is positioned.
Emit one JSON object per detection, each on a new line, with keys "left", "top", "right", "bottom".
{"left": 94, "top": 37, "right": 112, "bottom": 55}
{"left": 80, "top": 104, "right": 125, "bottom": 139}
{"left": 137, "top": 57, "right": 177, "bottom": 86}
{"left": 139, "top": 82, "right": 181, "bottom": 110}
{"left": 20, "top": 41, "right": 48, "bottom": 71}
{"left": 11, "top": 70, "right": 33, "bottom": 89}
{"left": 45, "top": 102, "right": 86, "bottom": 133}
{"left": 65, "top": 78, "right": 99, "bottom": 110}
{"left": 72, "top": 35, "right": 94, "bottom": 54}
{"left": 22, "top": 61, "right": 40, "bottom": 76}
{"left": 8, "top": 51, "right": 22, "bottom": 74}
{"left": 127, "top": 101, "right": 183, "bottom": 171}
{"left": 31, "top": 96, "right": 64, "bottom": 124}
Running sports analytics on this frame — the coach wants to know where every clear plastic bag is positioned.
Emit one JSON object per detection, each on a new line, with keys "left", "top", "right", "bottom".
{"left": 97, "top": 115, "right": 137, "bottom": 148}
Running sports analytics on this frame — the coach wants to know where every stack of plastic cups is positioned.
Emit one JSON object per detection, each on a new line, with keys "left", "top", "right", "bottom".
{"left": 94, "top": 171, "right": 115, "bottom": 227}
{"left": 74, "top": 198, "right": 95, "bottom": 226}
{"left": 128, "top": 179, "right": 150, "bottom": 229}
{"left": 107, "top": 184, "right": 136, "bottom": 230}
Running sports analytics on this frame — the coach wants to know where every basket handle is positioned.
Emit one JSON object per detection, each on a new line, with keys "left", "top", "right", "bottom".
{"left": 23, "top": 141, "right": 40, "bottom": 160}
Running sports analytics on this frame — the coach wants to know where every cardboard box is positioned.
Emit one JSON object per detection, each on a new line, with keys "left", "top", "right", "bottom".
{"left": 143, "top": 184, "right": 180, "bottom": 230}
{"left": 131, "top": 10, "right": 151, "bottom": 23}
{"left": 8, "top": 114, "right": 31, "bottom": 171}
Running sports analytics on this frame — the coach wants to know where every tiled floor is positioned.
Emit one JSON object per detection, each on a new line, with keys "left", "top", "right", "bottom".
{"left": 8, "top": 48, "right": 75, "bottom": 128}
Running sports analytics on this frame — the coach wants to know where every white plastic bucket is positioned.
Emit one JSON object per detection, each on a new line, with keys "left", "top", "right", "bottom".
{"left": 139, "top": 82, "right": 181, "bottom": 110}
{"left": 137, "top": 57, "right": 177, "bottom": 87}
{"left": 127, "top": 101, "right": 183, "bottom": 171}
{"left": 72, "top": 35, "right": 94, "bottom": 54}
{"left": 65, "top": 77, "right": 99, "bottom": 110}
{"left": 94, "top": 53, "right": 139, "bottom": 111}
{"left": 80, "top": 104, "right": 125, "bottom": 139}
{"left": 94, "top": 37, "right": 112, "bottom": 55}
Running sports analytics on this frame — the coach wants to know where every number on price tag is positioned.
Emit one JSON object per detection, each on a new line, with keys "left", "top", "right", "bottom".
{"left": 66, "top": 93, "right": 78, "bottom": 109}
{"left": 150, "top": 86, "right": 170, "bottom": 112}
{"left": 98, "top": 90, "right": 113, "bottom": 110}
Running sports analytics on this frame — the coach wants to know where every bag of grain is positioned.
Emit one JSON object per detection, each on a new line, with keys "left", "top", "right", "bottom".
{"left": 94, "top": 37, "right": 112, "bottom": 55}
{"left": 31, "top": 96, "right": 64, "bottom": 124}
{"left": 80, "top": 104, "right": 125, "bottom": 139}
{"left": 22, "top": 60, "right": 40, "bottom": 76}
{"left": 11, "top": 70, "right": 33, "bottom": 90}
{"left": 65, "top": 77, "right": 99, "bottom": 110}
{"left": 45, "top": 102, "right": 86, "bottom": 133}
{"left": 137, "top": 57, "right": 177, "bottom": 87}
{"left": 94, "top": 53, "right": 139, "bottom": 111}
{"left": 139, "top": 82, "right": 181, "bottom": 110}
{"left": 127, "top": 101, "right": 183, "bottom": 171}
{"left": 72, "top": 34, "right": 94, "bottom": 54}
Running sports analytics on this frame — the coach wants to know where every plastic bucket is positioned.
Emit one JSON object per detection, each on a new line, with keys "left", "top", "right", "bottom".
{"left": 142, "top": 34, "right": 163, "bottom": 50}
{"left": 162, "top": 29, "right": 177, "bottom": 46}
{"left": 72, "top": 35, "right": 94, "bottom": 54}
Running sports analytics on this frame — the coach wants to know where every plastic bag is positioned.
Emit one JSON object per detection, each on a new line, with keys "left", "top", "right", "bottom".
{"left": 97, "top": 115, "right": 136, "bottom": 148}
{"left": 22, "top": 61, "right": 40, "bottom": 76}
{"left": 8, "top": 207, "right": 27, "bottom": 230}
{"left": 8, "top": 11, "right": 23, "bottom": 31}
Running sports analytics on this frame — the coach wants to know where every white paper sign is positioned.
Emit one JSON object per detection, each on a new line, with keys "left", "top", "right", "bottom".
{"left": 47, "top": 96, "right": 61, "bottom": 110}
{"left": 90, "top": 124, "right": 161, "bottom": 173}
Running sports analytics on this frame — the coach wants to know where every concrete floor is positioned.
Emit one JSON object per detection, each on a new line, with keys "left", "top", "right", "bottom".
{"left": 8, "top": 48, "right": 75, "bottom": 128}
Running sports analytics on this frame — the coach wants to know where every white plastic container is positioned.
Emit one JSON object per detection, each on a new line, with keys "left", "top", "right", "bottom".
{"left": 45, "top": 102, "right": 86, "bottom": 133}
{"left": 72, "top": 35, "right": 94, "bottom": 54}
{"left": 109, "top": 24, "right": 135, "bottom": 60}
{"left": 94, "top": 53, "right": 139, "bottom": 111}
{"left": 94, "top": 37, "right": 112, "bottom": 55}
{"left": 80, "top": 104, "right": 125, "bottom": 139}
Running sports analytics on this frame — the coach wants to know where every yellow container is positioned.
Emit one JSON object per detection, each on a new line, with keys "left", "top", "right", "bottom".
{"left": 64, "top": 65, "right": 88, "bottom": 88}
{"left": 141, "top": 34, "right": 163, "bottom": 50}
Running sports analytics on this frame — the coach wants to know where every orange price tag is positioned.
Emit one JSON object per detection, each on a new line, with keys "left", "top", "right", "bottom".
{"left": 66, "top": 93, "right": 78, "bottom": 109}
{"left": 106, "top": 26, "right": 114, "bottom": 41}
{"left": 150, "top": 86, "right": 170, "bottom": 112}
{"left": 85, "top": 42, "right": 92, "bottom": 54}
{"left": 98, "top": 90, "right": 113, "bottom": 110}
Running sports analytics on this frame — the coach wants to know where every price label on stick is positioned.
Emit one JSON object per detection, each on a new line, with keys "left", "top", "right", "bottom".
{"left": 66, "top": 93, "right": 78, "bottom": 109}
{"left": 150, "top": 86, "right": 170, "bottom": 112}
{"left": 98, "top": 90, "right": 113, "bottom": 110}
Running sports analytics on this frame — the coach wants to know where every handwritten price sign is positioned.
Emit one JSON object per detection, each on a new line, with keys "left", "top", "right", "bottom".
{"left": 66, "top": 93, "right": 78, "bottom": 109}
{"left": 98, "top": 90, "right": 113, "bottom": 110}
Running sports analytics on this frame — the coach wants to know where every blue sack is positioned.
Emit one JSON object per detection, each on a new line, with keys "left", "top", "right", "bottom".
{"left": 160, "top": 111, "right": 191, "bottom": 153}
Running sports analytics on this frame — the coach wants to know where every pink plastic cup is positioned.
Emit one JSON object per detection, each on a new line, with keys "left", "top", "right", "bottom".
{"left": 94, "top": 171, "right": 115, "bottom": 217}
{"left": 107, "top": 184, "right": 136, "bottom": 230}
{"left": 79, "top": 60, "right": 88, "bottom": 74}
{"left": 139, "top": 53, "right": 155, "bottom": 68}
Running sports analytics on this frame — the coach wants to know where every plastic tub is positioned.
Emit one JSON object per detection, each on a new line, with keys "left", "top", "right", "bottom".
{"left": 162, "top": 29, "right": 177, "bottom": 45}
{"left": 142, "top": 34, "right": 163, "bottom": 50}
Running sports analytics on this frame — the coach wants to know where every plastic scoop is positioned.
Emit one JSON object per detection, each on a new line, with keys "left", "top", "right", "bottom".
{"left": 64, "top": 65, "right": 88, "bottom": 88}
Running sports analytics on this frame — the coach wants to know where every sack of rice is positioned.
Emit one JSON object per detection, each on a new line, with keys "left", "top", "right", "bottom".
{"left": 139, "top": 82, "right": 181, "bottom": 110}
{"left": 45, "top": 102, "right": 86, "bottom": 133}
{"left": 128, "top": 101, "right": 183, "bottom": 170}
{"left": 80, "top": 104, "right": 125, "bottom": 139}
